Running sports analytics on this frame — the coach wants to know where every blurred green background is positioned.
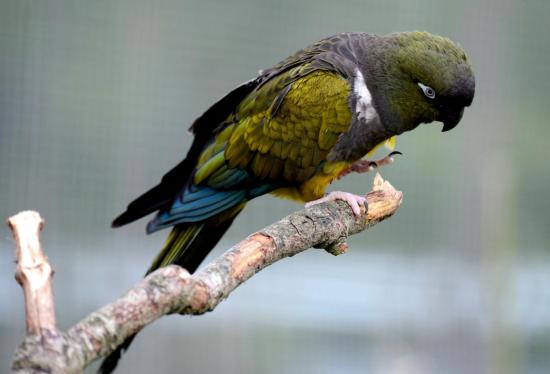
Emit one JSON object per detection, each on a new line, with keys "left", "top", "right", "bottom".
{"left": 1, "top": 0, "right": 549, "bottom": 373}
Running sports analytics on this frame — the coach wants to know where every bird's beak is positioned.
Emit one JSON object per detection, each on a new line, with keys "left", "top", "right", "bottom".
{"left": 440, "top": 107, "right": 464, "bottom": 132}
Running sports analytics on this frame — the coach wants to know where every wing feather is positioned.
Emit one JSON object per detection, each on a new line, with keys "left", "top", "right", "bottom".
{"left": 114, "top": 33, "right": 361, "bottom": 228}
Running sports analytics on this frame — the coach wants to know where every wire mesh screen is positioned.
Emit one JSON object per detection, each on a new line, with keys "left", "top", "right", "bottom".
{"left": 1, "top": 1, "right": 549, "bottom": 373}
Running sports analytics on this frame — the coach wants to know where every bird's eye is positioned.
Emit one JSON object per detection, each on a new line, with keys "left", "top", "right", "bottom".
{"left": 418, "top": 82, "right": 436, "bottom": 99}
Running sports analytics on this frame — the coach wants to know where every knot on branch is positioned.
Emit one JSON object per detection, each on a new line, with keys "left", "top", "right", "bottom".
{"left": 316, "top": 236, "right": 349, "bottom": 256}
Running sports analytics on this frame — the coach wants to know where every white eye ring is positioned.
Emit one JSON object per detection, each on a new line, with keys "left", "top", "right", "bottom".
{"left": 418, "top": 82, "right": 436, "bottom": 99}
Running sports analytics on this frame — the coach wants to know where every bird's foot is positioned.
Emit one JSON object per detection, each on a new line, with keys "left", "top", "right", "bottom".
{"left": 305, "top": 191, "right": 367, "bottom": 216}
{"left": 351, "top": 151, "right": 403, "bottom": 174}
{"left": 338, "top": 151, "right": 403, "bottom": 179}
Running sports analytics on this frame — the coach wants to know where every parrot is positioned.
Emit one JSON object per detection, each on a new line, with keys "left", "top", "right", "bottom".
{"left": 99, "top": 31, "right": 475, "bottom": 373}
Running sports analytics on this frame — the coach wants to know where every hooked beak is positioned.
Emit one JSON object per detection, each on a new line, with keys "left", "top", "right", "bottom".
{"left": 440, "top": 107, "right": 464, "bottom": 132}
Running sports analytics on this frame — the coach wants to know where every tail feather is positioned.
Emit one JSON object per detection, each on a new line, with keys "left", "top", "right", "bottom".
{"left": 98, "top": 336, "right": 135, "bottom": 374}
{"left": 147, "top": 223, "right": 204, "bottom": 273}
{"left": 99, "top": 205, "right": 244, "bottom": 374}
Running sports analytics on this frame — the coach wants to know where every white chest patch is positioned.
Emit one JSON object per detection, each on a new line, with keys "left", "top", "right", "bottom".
{"left": 353, "top": 69, "right": 379, "bottom": 124}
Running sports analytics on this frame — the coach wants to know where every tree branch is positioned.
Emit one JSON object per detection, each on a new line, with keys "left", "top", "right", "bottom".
{"left": 8, "top": 211, "right": 55, "bottom": 335}
{"left": 8, "top": 173, "right": 402, "bottom": 373}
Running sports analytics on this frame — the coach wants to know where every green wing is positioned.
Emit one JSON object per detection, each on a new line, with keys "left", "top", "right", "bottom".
{"left": 194, "top": 67, "right": 353, "bottom": 191}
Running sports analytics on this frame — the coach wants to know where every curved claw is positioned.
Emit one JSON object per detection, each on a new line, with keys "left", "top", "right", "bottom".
{"left": 347, "top": 150, "right": 403, "bottom": 175}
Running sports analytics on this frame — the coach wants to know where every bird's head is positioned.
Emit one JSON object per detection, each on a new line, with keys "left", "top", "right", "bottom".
{"left": 364, "top": 31, "right": 475, "bottom": 134}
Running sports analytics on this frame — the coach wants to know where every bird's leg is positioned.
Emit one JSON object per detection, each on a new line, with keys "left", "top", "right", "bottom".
{"left": 305, "top": 191, "right": 367, "bottom": 216}
{"left": 338, "top": 151, "right": 403, "bottom": 179}
{"left": 309, "top": 151, "right": 401, "bottom": 215}
{"left": 352, "top": 150, "right": 402, "bottom": 173}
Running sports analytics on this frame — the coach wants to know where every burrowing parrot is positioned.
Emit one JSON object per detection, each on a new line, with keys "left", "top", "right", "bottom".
{"left": 100, "top": 31, "right": 475, "bottom": 373}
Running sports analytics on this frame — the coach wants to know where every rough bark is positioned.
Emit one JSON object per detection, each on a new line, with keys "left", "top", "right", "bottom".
{"left": 8, "top": 173, "right": 402, "bottom": 373}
